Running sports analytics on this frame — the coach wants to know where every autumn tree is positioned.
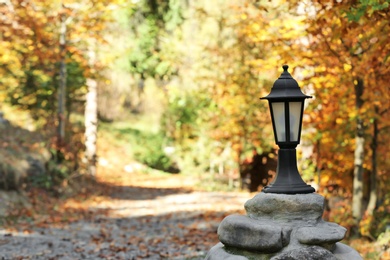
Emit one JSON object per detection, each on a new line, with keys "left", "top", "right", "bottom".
{"left": 196, "top": 0, "right": 275, "bottom": 173}
{"left": 0, "top": 0, "right": 122, "bottom": 177}
{"left": 59, "top": 0, "right": 122, "bottom": 176}
{"left": 0, "top": 0, "right": 89, "bottom": 165}
{"left": 0, "top": 1, "right": 61, "bottom": 121}
{"left": 198, "top": 0, "right": 316, "bottom": 180}
{"left": 288, "top": 0, "right": 390, "bottom": 235}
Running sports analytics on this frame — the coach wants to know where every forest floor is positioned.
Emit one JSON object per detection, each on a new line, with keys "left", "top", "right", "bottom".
{"left": 0, "top": 157, "right": 251, "bottom": 259}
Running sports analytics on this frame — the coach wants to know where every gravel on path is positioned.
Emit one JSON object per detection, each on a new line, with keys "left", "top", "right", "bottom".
{"left": 0, "top": 188, "right": 251, "bottom": 260}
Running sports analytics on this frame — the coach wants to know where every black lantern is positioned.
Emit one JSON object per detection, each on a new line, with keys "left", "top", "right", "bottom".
{"left": 261, "top": 65, "right": 315, "bottom": 194}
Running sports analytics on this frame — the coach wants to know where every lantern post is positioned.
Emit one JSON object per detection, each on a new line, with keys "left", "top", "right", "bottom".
{"left": 261, "top": 65, "right": 314, "bottom": 194}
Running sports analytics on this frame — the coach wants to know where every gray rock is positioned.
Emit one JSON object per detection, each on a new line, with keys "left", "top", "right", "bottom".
{"left": 271, "top": 246, "right": 337, "bottom": 260}
{"left": 245, "top": 193, "right": 324, "bottom": 225}
{"left": 218, "top": 215, "right": 284, "bottom": 253}
{"left": 296, "top": 222, "right": 346, "bottom": 249}
{"left": 205, "top": 243, "right": 356, "bottom": 260}
{"left": 0, "top": 111, "right": 9, "bottom": 124}
{"left": 333, "top": 242, "right": 363, "bottom": 260}
{"left": 27, "top": 155, "right": 46, "bottom": 177}
{"left": 206, "top": 193, "right": 363, "bottom": 259}
{"left": 205, "top": 243, "right": 249, "bottom": 260}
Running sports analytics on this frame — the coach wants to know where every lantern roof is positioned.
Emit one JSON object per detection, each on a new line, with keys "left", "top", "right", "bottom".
{"left": 261, "top": 65, "right": 311, "bottom": 101}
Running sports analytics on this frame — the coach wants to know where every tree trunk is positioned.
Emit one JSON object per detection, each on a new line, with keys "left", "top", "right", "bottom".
{"left": 84, "top": 77, "right": 98, "bottom": 176}
{"left": 84, "top": 47, "right": 98, "bottom": 176}
{"left": 57, "top": 12, "right": 67, "bottom": 158}
{"left": 366, "top": 106, "right": 378, "bottom": 215}
{"left": 352, "top": 78, "right": 365, "bottom": 232}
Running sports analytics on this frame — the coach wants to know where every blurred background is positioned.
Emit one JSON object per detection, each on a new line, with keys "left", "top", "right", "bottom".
{"left": 0, "top": 0, "right": 389, "bottom": 258}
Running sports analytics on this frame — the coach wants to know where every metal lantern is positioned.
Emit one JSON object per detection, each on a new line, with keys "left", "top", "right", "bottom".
{"left": 261, "top": 65, "right": 315, "bottom": 194}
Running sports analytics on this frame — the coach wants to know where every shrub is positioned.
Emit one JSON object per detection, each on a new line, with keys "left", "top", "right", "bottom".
{"left": 133, "top": 132, "right": 179, "bottom": 173}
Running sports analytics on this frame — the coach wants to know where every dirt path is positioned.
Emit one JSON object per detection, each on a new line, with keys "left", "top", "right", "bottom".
{"left": 0, "top": 168, "right": 252, "bottom": 259}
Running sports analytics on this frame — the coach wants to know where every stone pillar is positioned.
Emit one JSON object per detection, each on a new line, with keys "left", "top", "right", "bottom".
{"left": 206, "top": 193, "right": 362, "bottom": 260}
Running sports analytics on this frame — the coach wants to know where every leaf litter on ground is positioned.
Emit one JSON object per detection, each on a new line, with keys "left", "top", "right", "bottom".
{"left": 0, "top": 159, "right": 252, "bottom": 259}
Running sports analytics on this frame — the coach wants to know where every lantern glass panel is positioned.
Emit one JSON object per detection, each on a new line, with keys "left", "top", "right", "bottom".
{"left": 289, "top": 101, "right": 302, "bottom": 142}
{"left": 271, "top": 102, "right": 286, "bottom": 142}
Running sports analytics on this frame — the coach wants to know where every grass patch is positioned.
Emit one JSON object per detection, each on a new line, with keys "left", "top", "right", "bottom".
{"left": 98, "top": 119, "right": 178, "bottom": 173}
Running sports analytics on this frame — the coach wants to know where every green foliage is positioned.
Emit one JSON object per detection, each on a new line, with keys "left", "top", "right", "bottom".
{"left": 5, "top": 60, "right": 86, "bottom": 121}
{"left": 133, "top": 131, "right": 178, "bottom": 173}
{"left": 160, "top": 89, "right": 218, "bottom": 172}
{"left": 7, "top": 69, "right": 52, "bottom": 119}
{"left": 99, "top": 122, "right": 178, "bottom": 173}
{"left": 26, "top": 151, "right": 69, "bottom": 190}
{"left": 346, "top": 0, "right": 390, "bottom": 21}
{"left": 370, "top": 191, "right": 390, "bottom": 237}
{"left": 127, "top": 0, "right": 186, "bottom": 80}
{"left": 161, "top": 89, "right": 213, "bottom": 144}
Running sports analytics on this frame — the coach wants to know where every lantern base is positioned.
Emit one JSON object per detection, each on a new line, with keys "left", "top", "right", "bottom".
{"left": 263, "top": 183, "right": 315, "bottom": 194}
{"left": 262, "top": 148, "right": 315, "bottom": 194}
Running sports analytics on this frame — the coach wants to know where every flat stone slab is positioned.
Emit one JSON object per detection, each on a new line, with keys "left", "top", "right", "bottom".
{"left": 296, "top": 221, "right": 346, "bottom": 247}
{"left": 205, "top": 242, "right": 362, "bottom": 260}
{"left": 205, "top": 242, "right": 273, "bottom": 260}
{"left": 205, "top": 243, "right": 250, "bottom": 260}
{"left": 218, "top": 215, "right": 285, "bottom": 253}
{"left": 245, "top": 193, "right": 324, "bottom": 225}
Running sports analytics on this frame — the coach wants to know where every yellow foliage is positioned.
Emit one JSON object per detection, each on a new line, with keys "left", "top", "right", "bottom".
{"left": 343, "top": 63, "right": 352, "bottom": 72}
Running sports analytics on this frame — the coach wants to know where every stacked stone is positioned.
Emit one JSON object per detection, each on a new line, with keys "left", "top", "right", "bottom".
{"left": 206, "top": 193, "right": 362, "bottom": 260}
